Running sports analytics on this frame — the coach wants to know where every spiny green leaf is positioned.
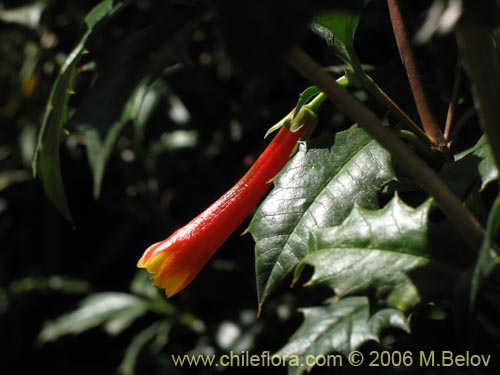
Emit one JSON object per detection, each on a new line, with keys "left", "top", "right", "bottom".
{"left": 249, "top": 126, "right": 395, "bottom": 307}
{"left": 305, "top": 197, "right": 462, "bottom": 310}
{"left": 278, "top": 297, "right": 373, "bottom": 375}
{"left": 32, "top": 0, "right": 124, "bottom": 221}
{"left": 368, "top": 308, "right": 410, "bottom": 336}
{"left": 278, "top": 297, "right": 408, "bottom": 375}
{"left": 39, "top": 292, "right": 149, "bottom": 342}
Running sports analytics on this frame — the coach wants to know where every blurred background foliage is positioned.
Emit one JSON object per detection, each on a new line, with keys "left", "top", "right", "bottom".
{"left": 0, "top": 0, "right": 492, "bottom": 374}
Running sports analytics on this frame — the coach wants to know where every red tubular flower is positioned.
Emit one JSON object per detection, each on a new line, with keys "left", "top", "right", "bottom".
{"left": 137, "top": 113, "right": 316, "bottom": 297}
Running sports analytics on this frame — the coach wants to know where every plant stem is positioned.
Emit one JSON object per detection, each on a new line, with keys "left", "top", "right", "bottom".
{"left": 455, "top": 2, "right": 500, "bottom": 185}
{"left": 387, "top": 0, "right": 446, "bottom": 148}
{"left": 345, "top": 45, "right": 430, "bottom": 145}
{"left": 444, "top": 62, "right": 463, "bottom": 142}
{"left": 305, "top": 92, "right": 327, "bottom": 113}
{"left": 366, "top": 79, "right": 430, "bottom": 145}
{"left": 325, "top": 35, "right": 429, "bottom": 145}
{"left": 287, "top": 46, "right": 486, "bottom": 252}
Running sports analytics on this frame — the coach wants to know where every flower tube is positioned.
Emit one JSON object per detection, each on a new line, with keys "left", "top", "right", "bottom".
{"left": 137, "top": 111, "right": 317, "bottom": 297}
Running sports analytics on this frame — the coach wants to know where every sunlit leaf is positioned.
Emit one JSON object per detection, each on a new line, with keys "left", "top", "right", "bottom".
{"left": 312, "top": 2, "right": 367, "bottom": 65}
{"left": 279, "top": 297, "right": 408, "bottom": 375}
{"left": 250, "top": 126, "right": 395, "bottom": 308}
{"left": 315, "top": 9, "right": 362, "bottom": 48}
{"left": 305, "top": 197, "right": 462, "bottom": 310}
{"left": 368, "top": 308, "right": 410, "bottom": 336}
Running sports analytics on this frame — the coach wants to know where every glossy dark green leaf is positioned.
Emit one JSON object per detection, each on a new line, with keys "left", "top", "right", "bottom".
{"left": 250, "top": 126, "right": 395, "bottom": 307}
{"left": 278, "top": 297, "right": 408, "bottom": 375}
{"left": 368, "top": 308, "right": 410, "bottom": 336}
{"left": 32, "top": 0, "right": 124, "bottom": 221}
{"left": 305, "top": 197, "right": 462, "bottom": 310}
{"left": 312, "top": 2, "right": 367, "bottom": 63}
{"left": 315, "top": 9, "right": 362, "bottom": 48}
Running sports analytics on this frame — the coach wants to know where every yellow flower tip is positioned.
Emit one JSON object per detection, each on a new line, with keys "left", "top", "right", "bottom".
{"left": 137, "top": 241, "right": 167, "bottom": 272}
{"left": 162, "top": 272, "right": 192, "bottom": 298}
{"left": 137, "top": 237, "right": 207, "bottom": 298}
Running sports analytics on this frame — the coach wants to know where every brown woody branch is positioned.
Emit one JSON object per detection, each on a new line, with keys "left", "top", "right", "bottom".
{"left": 287, "top": 46, "right": 486, "bottom": 252}
{"left": 387, "top": 0, "right": 446, "bottom": 148}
